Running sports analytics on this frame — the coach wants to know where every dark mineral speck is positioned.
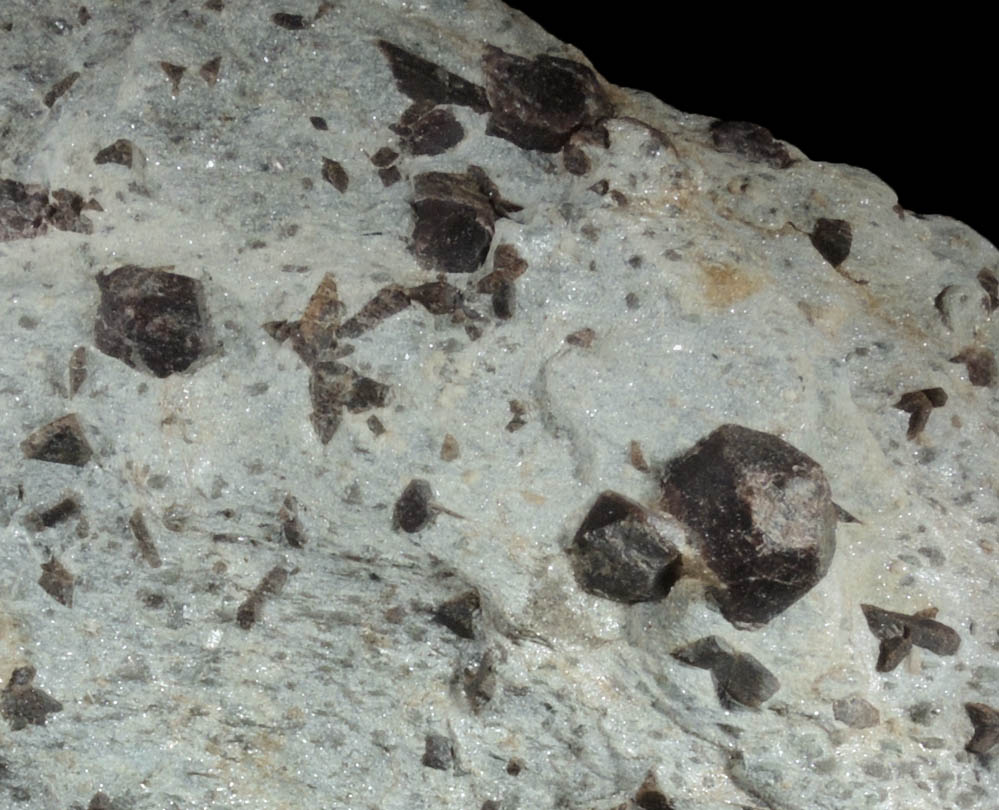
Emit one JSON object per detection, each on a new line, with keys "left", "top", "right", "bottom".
{"left": 44, "top": 72, "right": 80, "bottom": 107}
{"left": 159, "top": 62, "right": 185, "bottom": 94}
{"left": 378, "top": 166, "right": 401, "bottom": 186}
{"left": 570, "top": 491, "right": 682, "bottom": 604}
{"left": 562, "top": 144, "right": 590, "bottom": 175}
{"left": 634, "top": 771, "right": 675, "bottom": 810}
{"left": 671, "top": 636, "right": 780, "bottom": 709}
{"left": 336, "top": 285, "right": 410, "bottom": 338}
{"left": 308, "top": 368, "right": 347, "bottom": 444}
{"left": 877, "top": 632, "right": 912, "bottom": 672}
{"left": 69, "top": 346, "right": 87, "bottom": 396}
{"left": 660, "top": 424, "right": 837, "bottom": 627}
{"left": 965, "top": 702, "right": 999, "bottom": 754}
{"left": 810, "top": 218, "right": 853, "bottom": 268}
{"left": 481, "top": 45, "right": 613, "bottom": 152}
{"left": 977, "top": 268, "right": 999, "bottom": 312}
{"left": 433, "top": 589, "right": 480, "bottom": 639}
{"left": 950, "top": 346, "right": 997, "bottom": 387}
{"left": 1, "top": 178, "right": 92, "bottom": 241}
{"left": 86, "top": 792, "right": 112, "bottom": 810}
{"left": 895, "top": 388, "right": 947, "bottom": 439}
{"left": 24, "top": 493, "right": 80, "bottom": 532}
{"left": 628, "top": 439, "right": 649, "bottom": 472}
{"left": 200, "top": 56, "right": 221, "bottom": 85}
{"left": 393, "top": 479, "right": 435, "bottom": 533}
{"left": 422, "top": 733, "right": 454, "bottom": 770}
{"left": 710, "top": 120, "right": 792, "bottom": 169}
{"left": 279, "top": 494, "right": 306, "bottom": 548}
{"left": 440, "top": 433, "right": 460, "bottom": 461}
{"left": 322, "top": 158, "right": 349, "bottom": 192}
{"left": 343, "top": 373, "right": 389, "bottom": 412}
{"left": 395, "top": 106, "right": 465, "bottom": 156}
{"left": 272, "top": 12, "right": 308, "bottom": 29}
{"left": 21, "top": 413, "right": 92, "bottom": 467}
{"left": 94, "top": 139, "right": 134, "bottom": 168}
{"left": 38, "top": 557, "right": 74, "bottom": 607}
{"left": 370, "top": 146, "right": 399, "bottom": 167}
{"left": 407, "top": 281, "right": 463, "bottom": 315}
{"left": 1, "top": 666, "right": 62, "bottom": 730}
{"left": 861, "top": 603, "right": 960, "bottom": 670}
{"left": 46, "top": 188, "right": 92, "bottom": 235}
{"left": 377, "top": 40, "right": 489, "bottom": 112}
{"left": 833, "top": 695, "right": 880, "bottom": 728}
{"left": 237, "top": 567, "right": 289, "bottom": 630}
{"left": 310, "top": 116, "right": 328, "bottom": 130}
{"left": 478, "top": 243, "right": 528, "bottom": 294}
{"left": 94, "top": 265, "right": 215, "bottom": 378}
{"left": 505, "top": 399, "right": 527, "bottom": 432}
{"left": 491, "top": 279, "right": 515, "bottom": 320}
{"left": 410, "top": 170, "right": 511, "bottom": 274}
{"left": 129, "top": 508, "right": 162, "bottom": 568}
{"left": 565, "top": 327, "right": 595, "bottom": 348}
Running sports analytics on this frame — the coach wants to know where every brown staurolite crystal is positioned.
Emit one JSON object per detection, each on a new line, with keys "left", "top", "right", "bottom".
{"left": 570, "top": 491, "right": 682, "bottom": 604}
{"left": 660, "top": 424, "right": 837, "bottom": 627}
{"left": 94, "top": 265, "right": 215, "bottom": 377}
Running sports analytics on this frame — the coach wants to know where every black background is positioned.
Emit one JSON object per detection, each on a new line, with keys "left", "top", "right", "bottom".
{"left": 501, "top": 4, "right": 996, "bottom": 250}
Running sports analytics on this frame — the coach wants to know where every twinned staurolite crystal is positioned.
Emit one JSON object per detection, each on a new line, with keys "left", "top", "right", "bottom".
{"left": 660, "top": 424, "right": 837, "bottom": 627}
{"left": 671, "top": 635, "right": 780, "bottom": 709}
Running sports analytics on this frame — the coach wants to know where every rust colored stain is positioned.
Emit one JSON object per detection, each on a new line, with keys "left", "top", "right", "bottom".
{"left": 700, "top": 262, "right": 763, "bottom": 308}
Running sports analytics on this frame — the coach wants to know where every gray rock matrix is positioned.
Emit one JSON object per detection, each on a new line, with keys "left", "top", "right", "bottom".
{"left": 1, "top": 2, "right": 998, "bottom": 809}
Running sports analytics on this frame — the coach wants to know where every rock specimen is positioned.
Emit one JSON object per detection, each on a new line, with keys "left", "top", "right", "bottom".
{"left": 569, "top": 490, "right": 682, "bottom": 603}
{"left": 3, "top": 2, "right": 999, "bottom": 808}
{"left": 660, "top": 424, "right": 837, "bottom": 626}
{"left": 671, "top": 636, "right": 780, "bottom": 709}
{"left": 94, "top": 265, "right": 215, "bottom": 377}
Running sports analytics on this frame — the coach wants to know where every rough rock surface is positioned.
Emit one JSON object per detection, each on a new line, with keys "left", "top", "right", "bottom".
{"left": 2, "top": 2, "right": 999, "bottom": 809}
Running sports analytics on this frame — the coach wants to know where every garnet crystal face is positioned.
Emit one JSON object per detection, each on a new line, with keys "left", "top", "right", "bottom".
{"left": 660, "top": 424, "right": 837, "bottom": 627}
